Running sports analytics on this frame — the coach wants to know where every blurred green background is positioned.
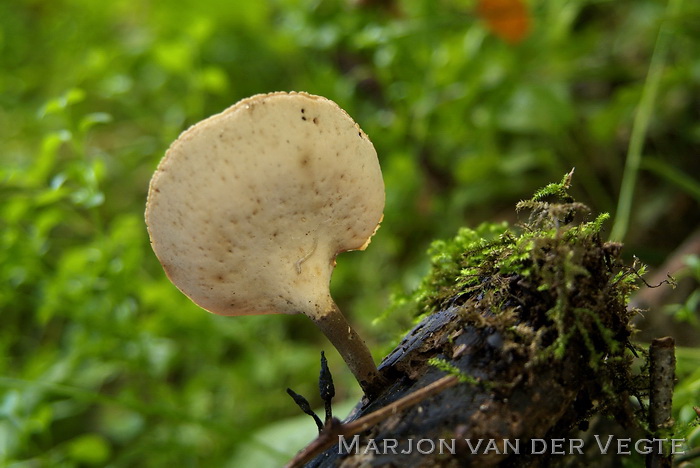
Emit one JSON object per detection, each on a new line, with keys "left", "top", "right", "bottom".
{"left": 2, "top": 0, "right": 699, "bottom": 466}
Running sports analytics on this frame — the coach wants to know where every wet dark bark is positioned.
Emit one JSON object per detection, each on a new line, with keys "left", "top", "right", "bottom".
{"left": 295, "top": 304, "right": 656, "bottom": 468}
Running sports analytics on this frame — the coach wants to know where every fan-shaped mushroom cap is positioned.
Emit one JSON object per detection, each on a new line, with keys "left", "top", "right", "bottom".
{"left": 146, "top": 92, "right": 384, "bottom": 320}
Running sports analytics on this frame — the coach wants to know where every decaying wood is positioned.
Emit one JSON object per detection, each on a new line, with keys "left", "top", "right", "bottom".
{"left": 295, "top": 305, "right": 640, "bottom": 467}
{"left": 288, "top": 193, "right": 675, "bottom": 467}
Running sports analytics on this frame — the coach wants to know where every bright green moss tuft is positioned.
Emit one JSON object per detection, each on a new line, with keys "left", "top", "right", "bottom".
{"left": 398, "top": 173, "right": 651, "bottom": 433}
{"left": 401, "top": 174, "right": 643, "bottom": 379}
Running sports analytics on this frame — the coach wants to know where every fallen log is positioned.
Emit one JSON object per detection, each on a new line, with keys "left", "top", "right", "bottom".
{"left": 291, "top": 175, "right": 671, "bottom": 467}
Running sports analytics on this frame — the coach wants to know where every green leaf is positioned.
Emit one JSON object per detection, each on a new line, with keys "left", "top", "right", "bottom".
{"left": 38, "top": 88, "right": 86, "bottom": 118}
{"left": 79, "top": 112, "right": 113, "bottom": 133}
{"left": 67, "top": 434, "right": 112, "bottom": 465}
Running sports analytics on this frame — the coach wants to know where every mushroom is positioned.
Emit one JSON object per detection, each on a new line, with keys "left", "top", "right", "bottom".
{"left": 145, "top": 91, "right": 386, "bottom": 397}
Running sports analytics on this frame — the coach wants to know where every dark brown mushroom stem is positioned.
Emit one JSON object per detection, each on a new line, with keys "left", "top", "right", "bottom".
{"left": 312, "top": 303, "right": 386, "bottom": 399}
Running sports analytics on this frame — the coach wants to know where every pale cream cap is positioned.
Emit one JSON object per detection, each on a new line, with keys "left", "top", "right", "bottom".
{"left": 146, "top": 92, "right": 385, "bottom": 318}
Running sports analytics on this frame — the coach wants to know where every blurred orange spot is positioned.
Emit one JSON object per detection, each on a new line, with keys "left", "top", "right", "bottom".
{"left": 477, "top": 0, "right": 531, "bottom": 44}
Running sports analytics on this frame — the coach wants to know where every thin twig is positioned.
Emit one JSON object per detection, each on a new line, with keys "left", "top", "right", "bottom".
{"left": 647, "top": 336, "right": 676, "bottom": 468}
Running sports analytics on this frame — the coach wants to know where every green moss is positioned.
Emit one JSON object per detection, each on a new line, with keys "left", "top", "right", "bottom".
{"left": 408, "top": 173, "right": 633, "bottom": 324}
{"left": 531, "top": 170, "right": 576, "bottom": 202}
{"left": 427, "top": 357, "right": 491, "bottom": 388}
{"left": 400, "top": 173, "right": 648, "bottom": 428}
{"left": 410, "top": 221, "right": 511, "bottom": 315}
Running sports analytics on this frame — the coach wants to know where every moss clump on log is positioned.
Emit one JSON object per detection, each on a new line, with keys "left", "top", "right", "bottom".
{"left": 408, "top": 171, "right": 643, "bottom": 401}
{"left": 304, "top": 173, "right": 652, "bottom": 467}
